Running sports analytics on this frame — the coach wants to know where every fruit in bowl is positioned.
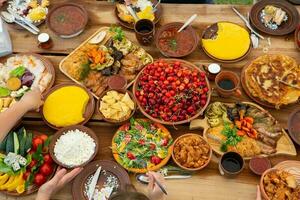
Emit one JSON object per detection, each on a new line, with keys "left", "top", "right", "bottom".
{"left": 133, "top": 59, "right": 210, "bottom": 125}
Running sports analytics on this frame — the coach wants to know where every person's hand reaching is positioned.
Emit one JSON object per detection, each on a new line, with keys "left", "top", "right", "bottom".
{"left": 36, "top": 167, "right": 83, "bottom": 200}
{"left": 147, "top": 171, "right": 167, "bottom": 200}
{"left": 0, "top": 0, "right": 6, "bottom": 7}
{"left": 20, "top": 89, "right": 43, "bottom": 111}
{"left": 256, "top": 185, "right": 262, "bottom": 200}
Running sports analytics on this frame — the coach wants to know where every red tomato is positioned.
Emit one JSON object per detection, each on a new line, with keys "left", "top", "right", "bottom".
{"left": 28, "top": 159, "right": 37, "bottom": 169}
{"left": 39, "top": 134, "right": 48, "bottom": 143}
{"left": 162, "top": 138, "right": 168, "bottom": 146}
{"left": 150, "top": 156, "right": 162, "bottom": 165}
{"left": 23, "top": 171, "right": 31, "bottom": 180}
{"left": 43, "top": 154, "right": 53, "bottom": 164}
{"left": 149, "top": 143, "right": 156, "bottom": 150}
{"left": 39, "top": 163, "right": 53, "bottom": 176}
{"left": 34, "top": 173, "right": 46, "bottom": 186}
{"left": 126, "top": 152, "right": 135, "bottom": 160}
{"left": 32, "top": 137, "right": 43, "bottom": 150}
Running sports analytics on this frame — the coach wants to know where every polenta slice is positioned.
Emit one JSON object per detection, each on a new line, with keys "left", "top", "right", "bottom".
{"left": 43, "top": 86, "right": 89, "bottom": 127}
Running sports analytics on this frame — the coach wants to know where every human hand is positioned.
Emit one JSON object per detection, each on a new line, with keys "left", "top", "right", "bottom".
{"left": 36, "top": 167, "right": 83, "bottom": 200}
{"left": 0, "top": 0, "right": 6, "bottom": 8}
{"left": 20, "top": 89, "right": 43, "bottom": 111}
{"left": 256, "top": 185, "right": 262, "bottom": 200}
{"left": 147, "top": 171, "right": 167, "bottom": 200}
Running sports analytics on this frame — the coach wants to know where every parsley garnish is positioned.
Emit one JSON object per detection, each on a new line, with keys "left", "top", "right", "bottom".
{"left": 220, "top": 123, "right": 242, "bottom": 152}
{"left": 109, "top": 26, "right": 125, "bottom": 41}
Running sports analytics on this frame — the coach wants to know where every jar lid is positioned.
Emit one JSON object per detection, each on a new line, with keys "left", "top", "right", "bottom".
{"left": 38, "top": 33, "right": 50, "bottom": 43}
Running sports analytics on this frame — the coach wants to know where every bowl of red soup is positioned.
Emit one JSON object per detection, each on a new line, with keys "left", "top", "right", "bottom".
{"left": 155, "top": 22, "right": 199, "bottom": 58}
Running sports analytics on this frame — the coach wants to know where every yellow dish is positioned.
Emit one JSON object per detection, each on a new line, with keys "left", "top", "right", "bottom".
{"left": 43, "top": 86, "right": 89, "bottom": 127}
{"left": 202, "top": 22, "right": 251, "bottom": 60}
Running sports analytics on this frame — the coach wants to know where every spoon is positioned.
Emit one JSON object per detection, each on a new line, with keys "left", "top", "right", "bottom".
{"left": 178, "top": 14, "right": 197, "bottom": 33}
{"left": 0, "top": 11, "right": 38, "bottom": 35}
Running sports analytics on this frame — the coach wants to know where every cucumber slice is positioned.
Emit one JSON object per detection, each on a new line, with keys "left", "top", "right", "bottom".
{"left": 5, "top": 132, "right": 14, "bottom": 154}
{"left": 24, "top": 132, "right": 32, "bottom": 153}
{"left": 13, "top": 132, "right": 20, "bottom": 154}
{"left": 19, "top": 130, "right": 27, "bottom": 157}
{"left": 0, "top": 135, "right": 8, "bottom": 152}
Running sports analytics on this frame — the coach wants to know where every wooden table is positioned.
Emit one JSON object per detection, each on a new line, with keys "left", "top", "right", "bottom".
{"left": 1, "top": 1, "right": 300, "bottom": 199}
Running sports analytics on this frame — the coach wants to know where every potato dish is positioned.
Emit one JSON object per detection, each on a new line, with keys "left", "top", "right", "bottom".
{"left": 263, "top": 169, "right": 300, "bottom": 200}
{"left": 173, "top": 135, "right": 211, "bottom": 169}
{"left": 99, "top": 91, "right": 135, "bottom": 121}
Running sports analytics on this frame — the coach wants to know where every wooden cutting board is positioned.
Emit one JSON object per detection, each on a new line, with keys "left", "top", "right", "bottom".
{"left": 190, "top": 102, "right": 297, "bottom": 160}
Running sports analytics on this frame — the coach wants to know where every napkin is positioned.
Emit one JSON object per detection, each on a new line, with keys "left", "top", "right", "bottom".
{"left": 0, "top": 18, "right": 12, "bottom": 57}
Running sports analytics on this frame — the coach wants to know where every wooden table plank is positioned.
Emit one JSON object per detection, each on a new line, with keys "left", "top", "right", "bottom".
{"left": 1, "top": 1, "right": 300, "bottom": 199}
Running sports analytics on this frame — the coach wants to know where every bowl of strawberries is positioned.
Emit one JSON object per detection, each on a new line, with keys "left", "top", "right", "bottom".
{"left": 133, "top": 59, "right": 211, "bottom": 125}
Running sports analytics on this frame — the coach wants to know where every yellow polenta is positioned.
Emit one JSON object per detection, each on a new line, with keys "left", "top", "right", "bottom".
{"left": 202, "top": 22, "right": 250, "bottom": 60}
{"left": 43, "top": 86, "right": 89, "bottom": 127}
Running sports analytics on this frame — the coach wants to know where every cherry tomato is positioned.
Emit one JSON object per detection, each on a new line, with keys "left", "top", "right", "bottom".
{"left": 150, "top": 143, "right": 156, "bottom": 150}
{"left": 43, "top": 154, "right": 53, "bottom": 164}
{"left": 28, "top": 159, "right": 37, "bottom": 169}
{"left": 150, "top": 156, "right": 162, "bottom": 165}
{"left": 138, "top": 139, "right": 145, "bottom": 145}
{"left": 39, "top": 163, "right": 53, "bottom": 176}
{"left": 34, "top": 173, "right": 46, "bottom": 186}
{"left": 127, "top": 152, "right": 136, "bottom": 160}
{"left": 23, "top": 171, "right": 31, "bottom": 180}
{"left": 32, "top": 137, "right": 43, "bottom": 150}
{"left": 39, "top": 134, "right": 48, "bottom": 143}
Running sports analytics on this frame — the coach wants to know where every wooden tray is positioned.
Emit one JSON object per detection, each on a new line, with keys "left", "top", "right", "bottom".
{"left": 201, "top": 22, "right": 252, "bottom": 63}
{"left": 112, "top": 119, "right": 173, "bottom": 173}
{"left": 114, "top": 0, "right": 162, "bottom": 30}
{"left": 190, "top": 102, "right": 297, "bottom": 160}
{"left": 41, "top": 83, "right": 95, "bottom": 130}
{"left": 48, "top": 125, "right": 99, "bottom": 169}
{"left": 59, "top": 27, "right": 153, "bottom": 99}
{"left": 240, "top": 58, "right": 300, "bottom": 109}
{"left": 0, "top": 53, "right": 55, "bottom": 95}
{"left": 249, "top": 0, "right": 299, "bottom": 36}
{"left": 72, "top": 160, "right": 131, "bottom": 200}
{"left": 132, "top": 59, "right": 211, "bottom": 125}
{"left": 1, "top": 130, "right": 57, "bottom": 196}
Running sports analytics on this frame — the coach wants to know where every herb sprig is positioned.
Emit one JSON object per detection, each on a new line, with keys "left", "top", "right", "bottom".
{"left": 220, "top": 123, "right": 242, "bottom": 152}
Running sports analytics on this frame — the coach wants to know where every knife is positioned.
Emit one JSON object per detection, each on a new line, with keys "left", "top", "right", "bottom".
{"left": 7, "top": 8, "right": 40, "bottom": 33}
{"left": 126, "top": 5, "right": 139, "bottom": 21}
{"left": 88, "top": 166, "right": 101, "bottom": 200}
{"left": 232, "top": 6, "right": 264, "bottom": 40}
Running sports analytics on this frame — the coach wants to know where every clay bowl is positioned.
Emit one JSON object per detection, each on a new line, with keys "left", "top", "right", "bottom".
{"left": 41, "top": 83, "right": 95, "bottom": 130}
{"left": 155, "top": 22, "right": 199, "bottom": 58}
{"left": 260, "top": 168, "right": 280, "bottom": 200}
{"left": 295, "top": 24, "right": 300, "bottom": 50}
{"left": 172, "top": 133, "right": 212, "bottom": 171}
{"left": 201, "top": 22, "right": 252, "bottom": 63}
{"left": 49, "top": 125, "right": 99, "bottom": 169}
{"left": 288, "top": 108, "right": 300, "bottom": 146}
{"left": 133, "top": 59, "right": 211, "bottom": 126}
{"left": 115, "top": 0, "right": 162, "bottom": 30}
{"left": 72, "top": 160, "right": 131, "bottom": 200}
{"left": 97, "top": 89, "right": 137, "bottom": 124}
{"left": 0, "top": 53, "right": 55, "bottom": 96}
{"left": 249, "top": 157, "right": 272, "bottom": 176}
{"left": 249, "top": 0, "right": 299, "bottom": 36}
{"left": 46, "top": 3, "right": 88, "bottom": 38}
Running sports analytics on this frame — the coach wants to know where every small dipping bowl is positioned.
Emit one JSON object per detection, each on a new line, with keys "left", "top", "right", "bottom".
{"left": 107, "top": 75, "right": 127, "bottom": 90}
{"left": 38, "top": 33, "right": 53, "bottom": 49}
{"left": 215, "top": 71, "right": 241, "bottom": 98}
{"left": 288, "top": 108, "right": 300, "bottom": 146}
{"left": 219, "top": 151, "right": 245, "bottom": 177}
{"left": 249, "top": 157, "right": 271, "bottom": 176}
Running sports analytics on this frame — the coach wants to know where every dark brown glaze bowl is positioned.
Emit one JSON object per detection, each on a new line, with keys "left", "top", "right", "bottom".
{"left": 41, "top": 83, "right": 95, "bottom": 130}
{"left": 249, "top": 0, "right": 300, "bottom": 36}
{"left": 172, "top": 133, "right": 212, "bottom": 171}
{"left": 288, "top": 108, "right": 300, "bottom": 146}
{"left": 249, "top": 157, "right": 272, "bottom": 176}
{"left": 46, "top": 3, "right": 88, "bottom": 38}
{"left": 155, "top": 22, "right": 199, "bottom": 58}
{"left": 97, "top": 89, "right": 136, "bottom": 124}
{"left": 201, "top": 22, "right": 252, "bottom": 63}
{"left": 115, "top": 0, "right": 162, "bottom": 30}
{"left": 49, "top": 125, "right": 99, "bottom": 169}
{"left": 132, "top": 59, "right": 211, "bottom": 126}
{"left": 72, "top": 160, "right": 131, "bottom": 200}
{"left": 295, "top": 24, "right": 300, "bottom": 50}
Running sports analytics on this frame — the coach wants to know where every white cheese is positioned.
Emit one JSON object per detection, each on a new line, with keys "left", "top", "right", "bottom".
{"left": 54, "top": 129, "right": 96, "bottom": 167}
